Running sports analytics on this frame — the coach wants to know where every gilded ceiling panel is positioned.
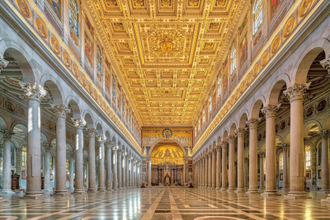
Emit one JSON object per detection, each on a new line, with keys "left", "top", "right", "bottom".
{"left": 93, "top": 0, "right": 238, "bottom": 126}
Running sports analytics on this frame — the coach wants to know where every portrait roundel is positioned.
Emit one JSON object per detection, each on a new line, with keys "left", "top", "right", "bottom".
{"left": 18, "top": 107, "right": 27, "bottom": 118}
{"left": 305, "top": 106, "right": 314, "bottom": 118}
{"left": 317, "top": 100, "right": 326, "bottom": 112}
{"left": 5, "top": 100, "right": 16, "bottom": 112}
{"left": 16, "top": 0, "right": 31, "bottom": 19}
{"left": 35, "top": 18, "right": 48, "bottom": 39}
{"left": 162, "top": 128, "right": 173, "bottom": 139}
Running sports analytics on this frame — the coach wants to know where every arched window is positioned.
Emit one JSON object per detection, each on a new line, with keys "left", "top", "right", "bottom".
{"left": 22, "top": 146, "right": 27, "bottom": 167}
{"left": 279, "top": 152, "right": 283, "bottom": 170}
{"left": 50, "top": 154, "right": 53, "bottom": 170}
{"left": 69, "top": 0, "right": 79, "bottom": 36}
{"left": 129, "top": 109, "right": 132, "bottom": 124}
{"left": 306, "top": 146, "right": 311, "bottom": 167}
{"left": 96, "top": 46, "right": 102, "bottom": 75}
{"left": 209, "top": 96, "right": 212, "bottom": 114}
{"left": 198, "top": 119, "right": 201, "bottom": 131}
{"left": 66, "top": 159, "right": 70, "bottom": 175}
{"left": 202, "top": 109, "right": 206, "bottom": 123}
{"left": 231, "top": 46, "right": 237, "bottom": 75}
{"left": 253, "top": 0, "right": 263, "bottom": 35}
{"left": 217, "top": 75, "right": 221, "bottom": 97}
{"left": 112, "top": 76, "right": 116, "bottom": 98}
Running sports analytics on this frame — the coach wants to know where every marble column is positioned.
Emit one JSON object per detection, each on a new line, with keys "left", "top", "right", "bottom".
{"left": 282, "top": 144, "right": 289, "bottom": 191}
{"left": 43, "top": 144, "right": 53, "bottom": 193}
{"left": 122, "top": 152, "right": 127, "bottom": 189}
{"left": 69, "top": 153, "right": 75, "bottom": 193}
{"left": 246, "top": 118, "right": 260, "bottom": 195}
{"left": 221, "top": 141, "right": 227, "bottom": 191}
{"left": 112, "top": 146, "right": 118, "bottom": 190}
{"left": 259, "top": 152, "right": 265, "bottom": 190}
{"left": 106, "top": 142, "right": 113, "bottom": 191}
{"left": 87, "top": 128, "right": 97, "bottom": 192}
{"left": 97, "top": 135, "right": 106, "bottom": 192}
{"left": 148, "top": 158, "right": 151, "bottom": 187}
{"left": 212, "top": 150, "right": 216, "bottom": 189}
{"left": 1, "top": 131, "right": 14, "bottom": 194}
{"left": 20, "top": 82, "right": 47, "bottom": 199}
{"left": 235, "top": 129, "right": 245, "bottom": 193}
{"left": 208, "top": 154, "right": 212, "bottom": 189}
{"left": 283, "top": 83, "right": 311, "bottom": 199}
{"left": 52, "top": 104, "right": 71, "bottom": 196}
{"left": 228, "top": 135, "right": 236, "bottom": 192}
{"left": 216, "top": 146, "right": 221, "bottom": 190}
{"left": 244, "top": 158, "right": 249, "bottom": 189}
{"left": 261, "top": 104, "right": 281, "bottom": 197}
{"left": 117, "top": 150, "right": 122, "bottom": 189}
{"left": 72, "top": 118, "right": 86, "bottom": 194}
{"left": 319, "top": 130, "right": 330, "bottom": 193}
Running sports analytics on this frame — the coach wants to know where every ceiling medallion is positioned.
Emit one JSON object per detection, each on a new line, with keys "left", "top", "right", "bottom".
{"left": 160, "top": 37, "right": 173, "bottom": 53}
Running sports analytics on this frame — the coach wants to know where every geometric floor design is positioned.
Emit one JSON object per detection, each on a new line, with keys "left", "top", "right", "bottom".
{"left": 0, "top": 188, "right": 330, "bottom": 220}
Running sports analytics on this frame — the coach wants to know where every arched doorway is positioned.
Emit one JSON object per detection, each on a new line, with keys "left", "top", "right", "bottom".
{"left": 149, "top": 140, "right": 185, "bottom": 186}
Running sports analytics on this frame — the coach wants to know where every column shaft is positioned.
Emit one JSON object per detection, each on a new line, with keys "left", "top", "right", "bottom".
{"left": 236, "top": 129, "right": 245, "bottom": 192}
{"left": 221, "top": 143, "right": 227, "bottom": 191}
{"left": 228, "top": 136, "right": 235, "bottom": 191}
{"left": 247, "top": 119, "right": 259, "bottom": 194}
{"left": 73, "top": 119, "right": 85, "bottom": 194}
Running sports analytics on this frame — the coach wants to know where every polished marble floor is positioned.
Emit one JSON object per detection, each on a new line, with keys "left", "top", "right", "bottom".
{"left": 0, "top": 188, "right": 330, "bottom": 220}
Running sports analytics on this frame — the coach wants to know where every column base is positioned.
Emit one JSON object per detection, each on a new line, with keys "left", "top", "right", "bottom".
{"left": 321, "top": 195, "right": 330, "bottom": 202}
{"left": 235, "top": 188, "right": 245, "bottom": 193}
{"left": 220, "top": 188, "right": 227, "bottom": 191}
{"left": 215, "top": 187, "right": 221, "bottom": 190}
{"left": 246, "top": 190, "right": 260, "bottom": 195}
{"left": 54, "top": 190, "right": 70, "bottom": 196}
{"left": 227, "top": 188, "right": 236, "bottom": 192}
{"left": 88, "top": 188, "right": 97, "bottom": 193}
{"left": 119, "top": 187, "right": 123, "bottom": 190}
{"left": 261, "top": 191, "right": 280, "bottom": 197}
{"left": 1, "top": 189, "right": 15, "bottom": 194}
{"left": 318, "top": 190, "right": 330, "bottom": 194}
{"left": 284, "top": 191, "right": 312, "bottom": 199}
{"left": 107, "top": 188, "right": 113, "bottom": 191}
{"left": 21, "top": 193, "right": 45, "bottom": 200}
{"left": 98, "top": 187, "right": 106, "bottom": 192}
{"left": 73, "top": 189, "right": 86, "bottom": 194}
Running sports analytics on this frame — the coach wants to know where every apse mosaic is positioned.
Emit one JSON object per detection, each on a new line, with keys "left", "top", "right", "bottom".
{"left": 142, "top": 127, "right": 193, "bottom": 148}
{"left": 151, "top": 145, "right": 184, "bottom": 165}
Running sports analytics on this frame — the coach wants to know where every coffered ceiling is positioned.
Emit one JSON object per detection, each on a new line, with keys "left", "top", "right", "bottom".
{"left": 90, "top": 0, "right": 243, "bottom": 126}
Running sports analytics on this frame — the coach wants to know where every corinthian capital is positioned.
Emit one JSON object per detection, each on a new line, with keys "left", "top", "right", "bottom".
{"left": 19, "top": 82, "right": 47, "bottom": 101}
{"left": 283, "top": 83, "right": 311, "bottom": 102}
{"left": 97, "top": 135, "right": 106, "bottom": 143}
{"left": 87, "top": 128, "right": 96, "bottom": 137}
{"left": 246, "top": 118, "right": 260, "bottom": 130}
{"left": 261, "top": 104, "right": 282, "bottom": 118}
{"left": 71, "top": 118, "right": 86, "bottom": 129}
{"left": 228, "top": 135, "right": 236, "bottom": 143}
{"left": 44, "top": 143, "right": 52, "bottom": 152}
{"left": 320, "top": 57, "right": 330, "bottom": 74}
{"left": 0, "top": 56, "right": 9, "bottom": 73}
{"left": 220, "top": 141, "right": 227, "bottom": 148}
{"left": 281, "top": 143, "right": 289, "bottom": 151}
{"left": 318, "top": 130, "right": 329, "bottom": 139}
{"left": 112, "top": 145, "right": 119, "bottom": 151}
{"left": 2, "top": 130, "right": 14, "bottom": 140}
{"left": 51, "top": 104, "right": 71, "bottom": 118}
{"left": 235, "top": 128, "right": 246, "bottom": 138}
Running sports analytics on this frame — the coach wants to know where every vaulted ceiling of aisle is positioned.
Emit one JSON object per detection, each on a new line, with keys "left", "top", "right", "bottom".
{"left": 89, "top": 0, "right": 244, "bottom": 126}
